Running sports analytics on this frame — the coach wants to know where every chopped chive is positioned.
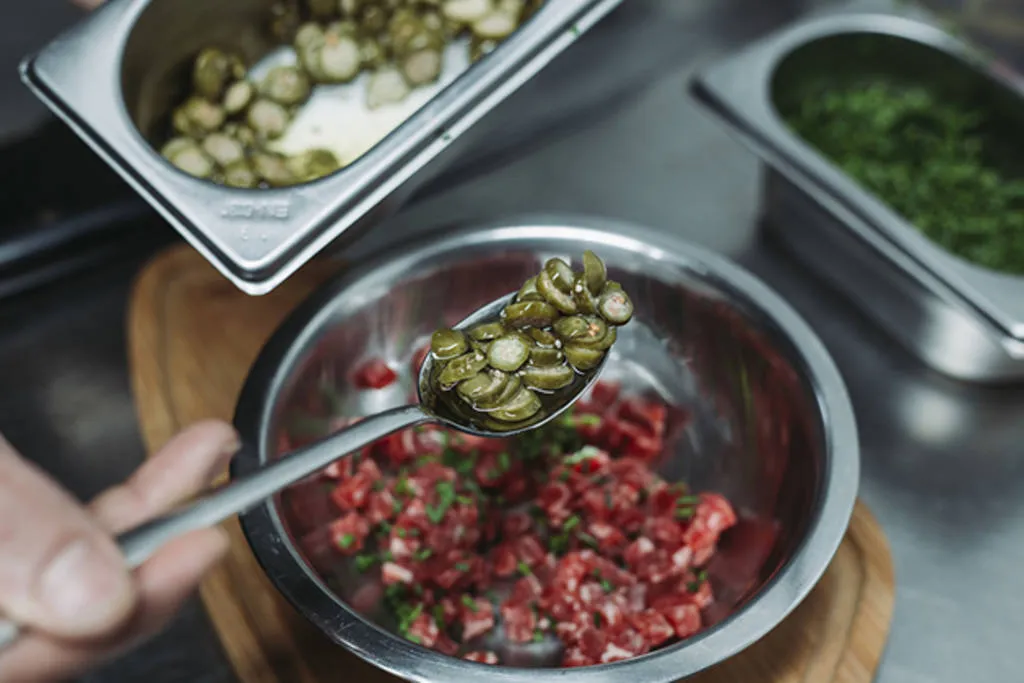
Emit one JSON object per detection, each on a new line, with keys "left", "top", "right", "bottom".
{"left": 600, "top": 578, "right": 614, "bottom": 593}
{"left": 563, "top": 515, "right": 581, "bottom": 532}
{"left": 579, "top": 414, "right": 601, "bottom": 426}
{"left": 414, "top": 548, "right": 433, "bottom": 562}
{"left": 677, "top": 494, "right": 701, "bottom": 505}
{"left": 461, "top": 595, "right": 478, "bottom": 611}
{"left": 579, "top": 533, "right": 599, "bottom": 549}
{"left": 517, "top": 561, "right": 532, "bottom": 576}
{"left": 433, "top": 604, "right": 446, "bottom": 628}
{"left": 406, "top": 634, "right": 421, "bottom": 644}
{"left": 338, "top": 533, "right": 355, "bottom": 549}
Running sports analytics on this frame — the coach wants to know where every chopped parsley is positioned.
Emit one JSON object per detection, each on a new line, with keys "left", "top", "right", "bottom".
{"left": 532, "top": 630, "right": 545, "bottom": 643}
{"left": 354, "top": 554, "right": 377, "bottom": 572}
{"left": 426, "top": 480, "right": 457, "bottom": 523}
{"left": 517, "top": 561, "right": 532, "bottom": 576}
{"left": 497, "top": 452, "right": 512, "bottom": 473}
{"left": 563, "top": 515, "right": 581, "bottom": 532}
{"left": 461, "top": 595, "right": 478, "bottom": 611}
{"left": 414, "top": 548, "right": 433, "bottom": 562}
{"left": 338, "top": 533, "right": 355, "bottom": 549}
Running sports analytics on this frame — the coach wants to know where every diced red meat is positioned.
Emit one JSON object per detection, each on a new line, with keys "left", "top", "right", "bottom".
{"left": 353, "top": 358, "right": 398, "bottom": 389}
{"left": 283, "top": 379, "right": 736, "bottom": 667}
{"left": 662, "top": 603, "right": 702, "bottom": 639}
{"left": 491, "top": 542, "right": 518, "bottom": 577}
{"left": 330, "top": 474, "right": 373, "bottom": 511}
{"left": 500, "top": 601, "right": 537, "bottom": 643}
{"left": 629, "top": 610, "right": 675, "bottom": 647}
{"left": 328, "top": 513, "right": 369, "bottom": 555}
{"left": 407, "top": 612, "right": 439, "bottom": 647}
{"left": 382, "top": 562, "right": 415, "bottom": 585}
{"left": 502, "top": 510, "right": 533, "bottom": 537}
{"left": 460, "top": 598, "right": 496, "bottom": 641}
{"left": 463, "top": 650, "right": 499, "bottom": 664}
{"left": 366, "top": 489, "right": 398, "bottom": 526}
{"left": 587, "top": 522, "right": 627, "bottom": 552}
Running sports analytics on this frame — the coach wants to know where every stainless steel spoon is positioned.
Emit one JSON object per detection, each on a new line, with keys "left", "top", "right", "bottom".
{"left": 0, "top": 292, "right": 607, "bottom": 650}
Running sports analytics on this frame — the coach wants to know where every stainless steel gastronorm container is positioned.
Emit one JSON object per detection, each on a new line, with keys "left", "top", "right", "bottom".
{"left": 690, "top": 5, "right": 1024, "bottom": 383}
{"left": 232, "top": 216, "right": 859, "bottom": 682}
{"left": 20, "top": 0, "right": 621, "bottom": 295}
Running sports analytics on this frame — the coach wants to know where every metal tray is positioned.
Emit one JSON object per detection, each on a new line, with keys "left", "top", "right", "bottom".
{"left": 690, "top": 4, "right": 1024, "bottom": 383}
{"left": 20, "top": 0, "right": 621, "bottom": 295}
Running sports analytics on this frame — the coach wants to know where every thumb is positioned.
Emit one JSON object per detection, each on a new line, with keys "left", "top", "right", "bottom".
{"left": 0, "top": 435, "right": 137, "bottom": 640}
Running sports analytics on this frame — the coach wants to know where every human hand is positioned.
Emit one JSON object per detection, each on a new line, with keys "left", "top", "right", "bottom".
{"left": 0, "top": 421, "right": 237, "bottom": 683}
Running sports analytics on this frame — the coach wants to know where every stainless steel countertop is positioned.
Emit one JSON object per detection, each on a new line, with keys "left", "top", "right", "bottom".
{"left": 3, "top": 0, "right": 1024, "bottom": 681}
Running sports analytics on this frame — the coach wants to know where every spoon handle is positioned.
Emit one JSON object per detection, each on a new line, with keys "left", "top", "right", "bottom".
{"left": 0, "top": 404, "right": 430, "bottom": 651}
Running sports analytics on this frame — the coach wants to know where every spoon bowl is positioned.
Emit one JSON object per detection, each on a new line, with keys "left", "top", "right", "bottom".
{"left": 417, "top": 292, "right": 608, "bottom": 437}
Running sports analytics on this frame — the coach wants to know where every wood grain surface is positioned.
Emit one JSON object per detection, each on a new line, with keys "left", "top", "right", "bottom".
{"left": 127, "top": 245, "right": 895, "bottom": 683}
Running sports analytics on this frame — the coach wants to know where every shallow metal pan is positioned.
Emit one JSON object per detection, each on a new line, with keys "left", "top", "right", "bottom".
{"left": 690, "top": 4, "right": 1024, "bottom": 382}
{"left": 20, "top": 0, "right": 621, "bottom": 295}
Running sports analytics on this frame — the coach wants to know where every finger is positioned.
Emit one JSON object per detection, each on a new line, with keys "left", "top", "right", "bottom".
{"left": 0, "top": 529, "right": 228, "bottom": 683}
{"left": 89, "top": 420, "right": 239, "bottom": 534}
{"left": 0, "top": 435, "right": 136, "bottom": 640}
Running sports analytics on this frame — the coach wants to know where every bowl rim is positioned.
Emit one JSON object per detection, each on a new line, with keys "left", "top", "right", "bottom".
{"left": 232, "top": 213, "right": 859, "bottom": 683}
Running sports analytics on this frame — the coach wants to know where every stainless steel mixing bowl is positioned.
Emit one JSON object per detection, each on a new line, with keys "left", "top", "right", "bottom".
{"left": 232, "top": 216, "right": 859, "bottom": 682}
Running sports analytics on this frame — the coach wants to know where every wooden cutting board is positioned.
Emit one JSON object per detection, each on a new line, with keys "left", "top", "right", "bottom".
{"left": 127, "top": 244, "right": 895, "bottom": 683}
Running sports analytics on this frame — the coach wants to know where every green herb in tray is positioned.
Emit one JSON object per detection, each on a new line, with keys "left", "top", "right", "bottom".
{"left": 786, "top": 81, "right": 1024, "bottom": 275}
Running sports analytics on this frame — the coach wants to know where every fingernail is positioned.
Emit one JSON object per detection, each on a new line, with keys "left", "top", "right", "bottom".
{"left": 38, "top": 538, "right": 134, "bottom": 632}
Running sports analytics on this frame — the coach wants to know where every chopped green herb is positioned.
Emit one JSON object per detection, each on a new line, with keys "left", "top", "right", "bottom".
{"left": 397, "top": 527, "right": 407, "bottom": 538}
{"left": 600, "top": 578, "right": 614, "bottom": 593}
{"left": 675, "top": 506, "right": 695, "bottom": 520}
{"left": 497, "top": 452, "right": 512, "bottom": 473}
{"left": 461, "top": 595, "right": 479, "bottom": 611}
{"left": 338, "top": 533, "right": 355, "bottom": 549}
{"left": 578, "top": 414, "right": 601, "bottom": 427}
{"left": 456, "top": 494, "right": 473, "bottom": 506}
{"left": 517, "top": 561, "right": 532, "bottom": 576}
{"left": 532, "top": 630, "right": 545, "bottom": 643}
{"left": 354, "top": 554, "right": 377, "bottom": 572}
{"left": 549, "top": 534, "right": 569, "bottom": 554}
{"left": 381, "top": 550, "right": 394, "bottom": 562}
{"left": 414, "top": 548, "right": 433, "bottom": 562}
{"left": 427, "top": 480, "right": 457, "bottom": 523}
{"left": 558, "top": 470, "right": 570, "bottom": 482}
{"left": 392, "top": 500, "right": 403, "bottom": 515}
{"left": 406, "top": 633, "right": 421, "bottom": 644}
{"left": 677, "top": 494, "right": 700, "bottom": 505}
{"left": 579, "top": 533, "right": 599, "bottom": 549}
{"left": 455, "top": 561, "right": 470, "bottom": 572}
{"left": 786, "top": 80, "right": 1024, "bottom": 274}
{"left": 432, "top": 604, "right": 446, "bottom": 628}
{"left": 372, "top": 479, "right": 385, "bottom": 492}
{"left": 563, "top": 515, "right": 581, "bottom": 532}
{"left": 593, "top": 612, "right": 602, "bottom": 627}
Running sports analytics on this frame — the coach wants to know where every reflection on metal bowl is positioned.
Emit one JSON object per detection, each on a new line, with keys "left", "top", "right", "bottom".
{"left": 231, "top": 216, "right": 859, "bottom": 682}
